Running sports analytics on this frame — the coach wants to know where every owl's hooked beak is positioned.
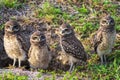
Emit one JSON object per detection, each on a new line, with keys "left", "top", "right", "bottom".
{"left": 9, "top": 26, "right": 13, "bottom": 31}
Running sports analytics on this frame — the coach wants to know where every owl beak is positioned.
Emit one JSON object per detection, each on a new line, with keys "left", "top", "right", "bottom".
{"left": 38, "top": 38, "right": 40, "bottom": 41}
{"left": 10, "top": 26, "right": 13, "bottom": 31}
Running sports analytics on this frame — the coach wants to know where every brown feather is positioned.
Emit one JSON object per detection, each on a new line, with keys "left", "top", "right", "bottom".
{"left": 28, "top": 31, "right": 51, "bottom": 69}
{"left": 16, "top": 34, "right": 28, "bottom": 58}
{"left": 93, "top": 29, "right": 103, "bottom": 53}
{"left": 62, "top": 34, "right": 87, "bottom": 61}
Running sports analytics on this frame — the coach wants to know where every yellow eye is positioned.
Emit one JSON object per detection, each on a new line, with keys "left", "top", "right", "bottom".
{"left": 32, "top": 37, "right": 38, "bottom": 40}
{"left": 6, "top": 26, "right": 10, "bottom": 28}
{"left": 102, "top": 20, "right": 107, "bottom": 24}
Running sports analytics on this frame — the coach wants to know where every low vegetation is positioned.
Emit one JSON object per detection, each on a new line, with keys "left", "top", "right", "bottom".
{"left": 0, "top": 0, "right": 120, "bottom": 80}
{"left": 0, "top": 0, "right": 24, "bottom": 9}
{"left": 0, "top": 72, "right": 28, "bottom": 80}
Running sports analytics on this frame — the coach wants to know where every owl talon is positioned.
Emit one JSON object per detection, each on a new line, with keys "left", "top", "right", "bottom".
{"left": 69, "top": 65, "right": 75, "bottom": 72}
{"left": 6, "top": 64, "right": 16, "bottom": 69}
{"left": 18, "top": 66, "right": 26, "bottom": 70}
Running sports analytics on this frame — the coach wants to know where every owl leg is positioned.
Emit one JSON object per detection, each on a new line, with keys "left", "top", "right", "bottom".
{"left": 103, "top": 55, "right": 107, "bottom": 64}
{"left": 13, "top": 58, "right": 16, "bottom": 67}
{"left": 100, "top": 55, "right": 104, "bottom": 64}
{"left": 18, "top": 59, "right": 21, "bottom": 67}
{"left": 69, "top": 60, "right": 74, "bottom": 72}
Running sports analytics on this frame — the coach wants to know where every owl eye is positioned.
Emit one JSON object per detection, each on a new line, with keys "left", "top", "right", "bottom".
{"left": 110, "top": 19, "right": 114, "bottom": 23}
{"left": 14, "top": 26, "right": 19, "bottom": 29}
{"left": 62, "top": 29, "right": 69, "bottom": 33}
{"left": 32, "top": 37, "right": 38, "bottom": 40}
{"left": 40, "top": 35, "right": 46, "bottom": 40}
{"left": 6, "top": 26, "right": 10, "bottom": 28}
{"left": 64, "top": 29, "right": 69, "bottom": 32}
{"left": 13, "top": 26, "right": 19, "bottom": 31}
{"left": 102, "top": 20, "right": 107, "bottom": 24}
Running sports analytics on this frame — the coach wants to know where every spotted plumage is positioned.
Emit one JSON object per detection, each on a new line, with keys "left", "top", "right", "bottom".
{"left": 62, "top": 35, "right": 87, "bottom": 61}
{"left": 59, "top": 23, "right": 87, "bottom": 71}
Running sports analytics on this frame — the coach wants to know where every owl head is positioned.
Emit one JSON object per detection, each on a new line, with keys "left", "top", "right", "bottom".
{"left": 100, "top": 15, "right": 115, "bottom": 28}
{"left": 35, "top": 22, "right": 47, "bottom": 31}
{"left": 5, "top": 20, "right": 21, "bottom": 33}
{"left": 30, "top": 31, "right": 46, "bottom": 45}
{"left": 59, "top": 22, "right": 74, "bottom": 36}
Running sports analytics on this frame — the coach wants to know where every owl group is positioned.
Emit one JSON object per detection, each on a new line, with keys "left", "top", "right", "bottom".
{"left": 2, "top": 14, "right": 116, "bottom": 71}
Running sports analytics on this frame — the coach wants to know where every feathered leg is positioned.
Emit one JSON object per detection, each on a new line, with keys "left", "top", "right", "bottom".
{"left": 103, "top": 55, "right": 107, "bottom": 64}
{"left": 13, "top": 58, "right": 16, "bottom": 67}
{"left": 18, "top": 59, "right": 21, "bottom": 67}
{"left": 100, "top": 55, "right": 104, "bottom": 64}
{"left": 69, "top": 60, "right": 74, "bottom": 72}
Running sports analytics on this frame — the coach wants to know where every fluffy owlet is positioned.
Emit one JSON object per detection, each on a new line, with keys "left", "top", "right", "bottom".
{"left": 4, "top": 20, "right": 28, "bottom": 67}
{"left": 58, "top": 23, "right": 87, "bottom": 71}
{"left": 93, "top": 15, "right": 116, "bottom": 64}
{"left": 28, "top": 31, "right": 51, "bottom": 69}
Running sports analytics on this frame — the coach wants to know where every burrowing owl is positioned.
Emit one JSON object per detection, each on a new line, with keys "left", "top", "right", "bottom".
{"left": 28, "top": 31, "right": 51, "bottom": 69}
{"left": 4, "top": 20, "right": 28, "bottom": 67}
{"left": 58, "top": 23, "right": 87, "bottom": 71}
{"left": 93, "top": 15, "right": 116, "bottom": 64}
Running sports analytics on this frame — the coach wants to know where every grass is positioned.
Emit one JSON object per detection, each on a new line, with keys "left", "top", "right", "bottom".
{"left": 0, "top": 0, "right": 120, "bottom": 80}
{"left": 0, "top": 0, "right": 24, "bottom": 9}
{"left": 38, "top": 53, "right": 120, "bottom": 80}
{"left": 0, "top": 64, "right": 119, "bottom": 80}
{"left": 0, "top": 0, "right": 119, "bottom": 33}
{"left": 36, "top": 0, "right": 119, "bottom": 37}
{"left": 40, "top": 49, "right": 120, "bottom": 80}
{"left": 0, "top": 72, "right": 28, "bottom": 80}
{"left": 1, "top": 49, "right": 119, "bottom": 80}
{"left": 37, "top": 2, "right": 63, "bottom": 25}
{"left": 0, "top": 24, "right": 4, "bottom": 30}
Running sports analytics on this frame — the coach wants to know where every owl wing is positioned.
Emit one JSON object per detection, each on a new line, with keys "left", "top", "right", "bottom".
{"left": 28, "top": 46, "right": 32, "bottom": 58}
{"left": 62, "top": 37, "right": 87, "bottom": 61}
{"left": 17, "top": 33, "right": 29, "bottom": 58}
{"left": 0, "top": 34, "right": 8, "bottom": 60}
{"left": 46, "top": 44, "right": 52, "bottom": 61}
{"left": 93, "top": 30, "right": 103, "bottom": 53}
{"left": 47, "top": 44, "right": 51, "bottom": 51}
